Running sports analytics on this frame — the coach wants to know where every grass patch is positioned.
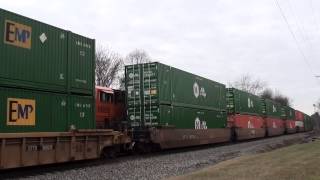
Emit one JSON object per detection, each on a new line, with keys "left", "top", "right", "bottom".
{"left": 170, "top": 141, "right": 320, "bottom": 180}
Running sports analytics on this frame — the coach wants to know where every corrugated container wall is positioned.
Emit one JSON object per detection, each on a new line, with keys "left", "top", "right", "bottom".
{"left": 262, "top": 99, "right": 283, "bottom": 119}
{"left": 0, "top": 87, "right": 95, "bottom": 133}
{"left": 282, "top": 106, "right": 295, "bottom": 120}
{"left": 226, "top": 88, "right": 263, "bottom": 116}
{"left": 0, "top": 8, "right": 94, "bottom": 95}
{"left": 295, "top": 110, "right": 304, "bottom": 121}
{"left": 303, "top": 114, "right": 313, "bottom": 131}
{"left": 125, "top": 62, "right": 227, "bottom": 128}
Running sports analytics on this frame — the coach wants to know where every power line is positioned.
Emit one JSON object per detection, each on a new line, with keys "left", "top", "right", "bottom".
{"left": 274, "top": 0, "right": 318, "bottom": 80}
{"left": 309, "top": 0, "right": 320, "bottom": 34}
{"left": 287, "top": 0, "right": 313, "bottom": 51}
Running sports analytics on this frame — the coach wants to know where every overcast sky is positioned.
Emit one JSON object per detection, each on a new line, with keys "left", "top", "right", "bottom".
{"left": 1, "top": 0, "right": 320, "bottom": 114}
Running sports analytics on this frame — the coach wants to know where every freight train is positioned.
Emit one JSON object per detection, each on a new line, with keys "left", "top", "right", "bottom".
{"left": 123, "top": 62, "right": 313, "bottom": 150}
{"left": 0, "top": 8, "right": 313, "bottom": 170}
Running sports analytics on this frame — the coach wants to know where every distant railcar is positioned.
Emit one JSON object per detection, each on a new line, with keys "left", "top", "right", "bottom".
{"left": 226, "top": 88, "right": 266, "bottom": 140}
{"left": 262, "top": 99, "right": 285, "bottom": 136}
{"left": 282, "top": 106, "right": 296, "bottom": 134}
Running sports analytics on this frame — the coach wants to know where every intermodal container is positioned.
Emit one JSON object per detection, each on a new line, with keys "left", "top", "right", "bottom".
{"left": 303, "top": 114, "right": 313, "bottom": 131}
{"left": 0, "top": 8, "right": 94, "bottom": 95}
{"left": 125, "top": 62, "right": 226, "bottom": 128}
{"left": 295, "top": 110, "right": 304, "bottom": 121}
{"left": 129, "top": 104, "right": 227, "bottom": 129}
{"left": 226, "top": 88, "right": 263, "bottom": 116}
{"left": 262, "top": 99, "right": 283, "bottom": 119}
{"left": 228, "top": 114, "right": 265, "bottom": 140}
{"left": 285, "top": 120, "right": 296, "bottom": 133}
{"left": 68, "top": 95, "right": 95, "bottom": 130}
{"left": 281, "top": 106, "right": 295, "bottom": 120}
{"left": 265, "top": 117, "right": 285, "bottom": 136}
{"left": 0, "top": 87, "right": 94, "bottom": 133}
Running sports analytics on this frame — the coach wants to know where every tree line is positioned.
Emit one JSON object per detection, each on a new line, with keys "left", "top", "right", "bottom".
{"left": 229, "top": 74, "right": 291, "bottom": 107}
{"left": 95, "top": 46, "right": 151, "bottom": 88}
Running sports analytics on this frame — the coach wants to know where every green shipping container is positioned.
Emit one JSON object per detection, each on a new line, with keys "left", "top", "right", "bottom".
{"left": 262, "top": 99, "right": 283, "bottom": 119}
{"left": 0, "top": 8, "right": 94, "bottom": 95}
{"left": 125, "top": 62, "right": 226, "bottom": 128}
{"left": 226, "top": 88, "right": 263, "bottom": 116}
{"left": 68, "top": 95, "right": 95, "bottom": 130}
{"left": 281, "top": 106, "right": 295, "bottom": 120}
{"left": 129, "top": 105, "right": 227, "bottom": 129}
{"left": 0, "top": 87, "right": 94, "bottom": 133}
{"left": 304, "top": 114, "right": 313, "bottom": 131}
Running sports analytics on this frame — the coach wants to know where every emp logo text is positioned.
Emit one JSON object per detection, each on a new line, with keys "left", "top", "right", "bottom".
{"left": 4, "top": 20, "right": 32, "bottom": 49}
{"left": 7, "top": 98, "right": 36, "bottom": 126}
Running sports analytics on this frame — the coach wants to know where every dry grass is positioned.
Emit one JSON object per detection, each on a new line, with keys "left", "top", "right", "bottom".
{"left": 170, "top": 141, "right": 320, "bottom": 180}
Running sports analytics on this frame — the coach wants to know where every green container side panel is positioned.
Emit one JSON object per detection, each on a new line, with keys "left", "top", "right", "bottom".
{"left": 0, "top": 9, "right": 68, "bottom": 92}
{"left": 68, "top": 95, "right": 95, "bottom": 129}
{"left": 128, "top": 105, "right": 227, "bottom": 129}
{"left": 170, "top": 106, "right": 227, "bottom": 129}
{"left": 0, "top": 87, "right": 68, "bottom": 133}
{"left": 126, "top": 62, "right": 226, "bottom": 110}
{"left": 226, "top": 88, "right": 263, "bottom": 116}
{"left": 303, "top": 114, "right": 313, "bottom": 131}
{"left": 0, "top": 9, "right": 94, "bottom": 95}
{"left": 263, "top": 99, "right": 283, "bottom": 119}
{"left": 0, "top": 87, "right": 95, "bottom": 133}
{"left": 68, "top": 33, "right": 95, "bottom": 95}
{"left": 282, "top": 106, "right": 295, "bottom": 120}
{"left": 125, "top": 62, "right": 227, "bottom": 128}
{"left": 171, "top": 67, "right": 226, "bottom": 110}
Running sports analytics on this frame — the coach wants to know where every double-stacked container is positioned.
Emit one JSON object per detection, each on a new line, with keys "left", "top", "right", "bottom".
{"left": 295, "top": 110, "right": 304, "bottom": 132}
{"left": 0, "top": 9, "right": 95, "bottom": 132}
{"left": 281, "top": 106, "right": 296, "bottom": 133}
{"left": 125, "top": 62, "right": 229, "bottom": 149}
{"left": 226, "top": 88, "right": 265, "bottom": 140}
{"left": 303, "top": 114, "right": 313, "bottom": 132}
{"left": 262, "top": 99, "right": 285, "bottom": 136}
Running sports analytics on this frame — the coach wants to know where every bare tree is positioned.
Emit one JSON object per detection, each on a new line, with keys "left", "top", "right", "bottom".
{"left": 118, "top": 49, "right": 152, "bottom": 89}
{"left": 125, "top": 49, "right": 151, "bottom": 65}
{"left": 273, "top": 91, "right": 291, "bottom": 106}
{"left": 95, "top": 46, "right": 124, "bottom": 87}
{"left": 260, "top": 88, "right": 291, "bottom": 106}
{"left": 229, "top": 74, "right": 266, "bottom": 95}
{"left": 260, "top": 88, "right": 273, "bottom": 100}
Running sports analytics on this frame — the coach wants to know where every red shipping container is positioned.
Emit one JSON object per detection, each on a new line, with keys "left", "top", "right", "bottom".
{"left": 295, "top": 110, "right": 304, "bottom": 121}
{"left": 228, "top": 114, "right": 265, "bottom": 140}
{"left": 265, "top": 117, "right": 285, "bottom": 136}
{"left": 285, "top": 120, "right": 296, "bottom": 134}
{"left": 228, "top": 114, "right": 264, "bottom": 128}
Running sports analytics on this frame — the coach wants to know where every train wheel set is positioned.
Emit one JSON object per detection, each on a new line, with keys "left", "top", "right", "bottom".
{"left": 0, "top": 8, "right": 314, "bottom": 170}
